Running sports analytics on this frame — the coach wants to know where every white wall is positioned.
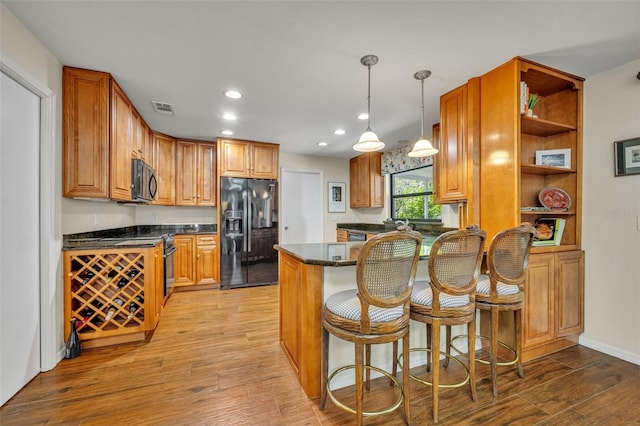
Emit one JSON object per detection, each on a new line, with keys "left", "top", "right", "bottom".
{"left": 280, "top": 152, "right": 388, "bottom": 242}
{"left": 0, "top": 4, "right": 64, "bottom": 366}
{"left": 581, "top": 59, "right": 640, "bottom": 364}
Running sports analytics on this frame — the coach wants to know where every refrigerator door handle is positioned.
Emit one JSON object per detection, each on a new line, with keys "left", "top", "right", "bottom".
{"left": 247, "top": 193, "right": 252, "bottom": 252}
{"left": 243, "top": 189, "right": 248, "bottom": 251}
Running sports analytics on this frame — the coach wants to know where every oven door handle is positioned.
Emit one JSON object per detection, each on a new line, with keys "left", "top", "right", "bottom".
{"left": 163, "top": 246, "right": 177, "bottom": 257}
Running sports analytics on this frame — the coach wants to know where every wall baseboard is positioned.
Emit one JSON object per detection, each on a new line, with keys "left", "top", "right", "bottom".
{"left": 579, "top": 336, "right": 640, "bottom": 366}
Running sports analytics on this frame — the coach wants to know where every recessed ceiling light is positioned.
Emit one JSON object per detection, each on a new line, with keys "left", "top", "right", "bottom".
{"left": 221, "top": 130, "right": 234, "bottom": 135}
{"left": 334, "top": 129, "right": 345, "bottom": 135}
{"left": 317, "top": 141, "right": 328, "bottom": 147}
{"left": 224, "top": 90, "right": 242, "bottom": 99}
{"left": 357, "top": 113, "right": 369, "bottom": 120}
{"left": 223, "top": 113, "right": 237, "bottom": 120}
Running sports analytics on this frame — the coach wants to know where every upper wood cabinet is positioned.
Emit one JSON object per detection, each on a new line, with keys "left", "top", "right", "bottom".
{"left": 109, "top": 81, "right": 133, "bottom": 201}
{"left": 132, "top": 109, "right": 151, "bottom": 162}
{"left": 63, "top": 66, "right": 155, "bottom": 201}
{"left": 175, "top": 140, "right": 216, "bottom": 206}
{"left": 152, "top": 131, "right": 176, "bottom": 206}
{"left": 434, "top": 77, "right": 480, "bottom": 217}
{"left": 218, "top": 138, "right": 279, "bottom": 179}
{"left": 63, "top": 67, "right": 133, "bottom": 200}
{"left": 63, "top": 67, "right": 110, "bottom": 198}
{"left": 349, "top": 152, "right": 383, "bottom": 209}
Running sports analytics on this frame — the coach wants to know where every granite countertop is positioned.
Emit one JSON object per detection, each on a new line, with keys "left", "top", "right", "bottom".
{"left": 63, "top": 224, "right": 217, "bottom": 250}
{"left": 337, "top": 222, "right": 454, "bottom": 236}
{"left": 275, "top": 235, "right": 435, "bottom": 267}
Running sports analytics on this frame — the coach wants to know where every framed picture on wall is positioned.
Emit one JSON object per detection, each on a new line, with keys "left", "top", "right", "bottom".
{"left": 614, "top": 137, "right": 640, "bottom": 176}
{"left": 328, "top": 182, "right": 346, "bottom": 212}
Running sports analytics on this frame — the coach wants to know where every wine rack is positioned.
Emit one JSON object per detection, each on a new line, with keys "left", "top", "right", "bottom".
{"left": 64, "top": 247, "right": 157, "bottom": 343}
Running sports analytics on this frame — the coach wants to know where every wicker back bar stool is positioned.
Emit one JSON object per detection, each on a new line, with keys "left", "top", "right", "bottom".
{"left": 394, "top": 225, "right": 486, "bottom": 423}
{"left": 319, "top": 230, "right": 422, "bottom": 426}
{"left": 450, "top": 223, "right": 535, "bottom": 397}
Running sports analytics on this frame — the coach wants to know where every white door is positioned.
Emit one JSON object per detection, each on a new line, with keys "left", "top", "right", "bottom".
{"left": 0, "top": 71, "right": 41, "bottom": 405}
{"left": 280, "top": 169, "right": 323, "bottom": 244}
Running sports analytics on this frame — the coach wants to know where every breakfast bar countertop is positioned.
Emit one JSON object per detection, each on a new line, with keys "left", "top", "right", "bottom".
{"left": 275, "top": 237, "right": 434, "bottom": 267}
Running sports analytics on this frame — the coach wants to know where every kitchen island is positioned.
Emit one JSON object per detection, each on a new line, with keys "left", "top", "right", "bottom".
{"left": 275, "top": 238, "right": 436, "bottom": 398}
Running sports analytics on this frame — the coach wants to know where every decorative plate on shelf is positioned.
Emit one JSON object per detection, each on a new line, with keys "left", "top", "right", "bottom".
{"left": 538, "top": 187, "right": 572, "bottom": 210}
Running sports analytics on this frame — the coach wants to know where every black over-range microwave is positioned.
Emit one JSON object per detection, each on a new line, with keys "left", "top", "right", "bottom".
{"left": 131, "top": 158, "right": 158, "bottom": 202}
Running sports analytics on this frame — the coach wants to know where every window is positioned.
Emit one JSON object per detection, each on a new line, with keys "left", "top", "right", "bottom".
{"left": 390, "top": 166, "right": 441, "bottom": 221}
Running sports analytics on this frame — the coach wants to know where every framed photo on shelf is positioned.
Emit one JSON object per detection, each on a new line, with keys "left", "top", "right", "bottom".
{"left": 614, "top": 137, "right": 640, "bottom": 177}
{"left": 328, "top": 182, "right": 346, "bottom": 212}
{"left": 535, "top": 148, "right": 571, "bottom": 169}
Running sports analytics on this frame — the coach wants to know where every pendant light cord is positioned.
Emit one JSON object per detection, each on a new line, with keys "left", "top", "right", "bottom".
{"left": 420, "top": 78, "right": 425, "bottom": 137}
{"left": 367, "top": 63, "right": 372, "bottom": 131}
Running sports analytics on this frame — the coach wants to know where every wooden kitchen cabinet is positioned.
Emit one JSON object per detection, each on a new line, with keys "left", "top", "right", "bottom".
{"left": 152, "top": 131, "right": 176, "bottom": 205}
{"left": 110, "top": 81, "right": 133, "bottom": 201}
{"left": 152, "top": 243, "right": 164, "bottom": 327}
{"left": 174, "top": 234, "right": 219, "bottom": 287}
{"left": 349, "top": 152, "right": 383, "bottom": 208}
{"left": 196, "top": 234, "right": 218, "bottom": 285}
{"left": 217, "top": 138, "right": 279, "bottom": 179}
{"left": 63, "top": 244, "right": 163, "bottom": 348}
{"left": 63, "top": 66, "right": 133, "bottom": 201}
{"left": 336, "top": 229, "right": 348, "bottom": 242}
{"left": 175, "top": 140, "right": 216, "bottom": 206}
{"left": 132, "top": 109, "right": 151, "bottom": 162}
{"left": 522, "top": 250, "right": 584, "bottom": 360}
{"left": 173, "top": 235, "right": 195, "bottom": 286}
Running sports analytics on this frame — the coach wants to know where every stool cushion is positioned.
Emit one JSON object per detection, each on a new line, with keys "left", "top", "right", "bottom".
{"left": 476, "top": 275, "right": 520, "bottom": 296}
{"left": 411, "top": 280, "right": 469, "bottom": 308}
{"left": 325, "top": 289, "right": 404, "bottom": 322}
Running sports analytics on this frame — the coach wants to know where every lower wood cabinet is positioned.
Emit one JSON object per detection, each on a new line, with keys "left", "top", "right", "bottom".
{"left": 336, "top": 230, "right": 348, "bottom": 242}
{"left": 174, "top": 234, "right": 219, "bottom": 287}
{"left": 63, "top": 244, "right": 164, "bottom": 348}
{"left": 480, "top": 249, "right": 584, "bottom": 362}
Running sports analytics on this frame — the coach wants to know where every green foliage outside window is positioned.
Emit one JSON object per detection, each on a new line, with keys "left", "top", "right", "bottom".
{"left": 391, "top": 167, "right": 441, "bottom": 221}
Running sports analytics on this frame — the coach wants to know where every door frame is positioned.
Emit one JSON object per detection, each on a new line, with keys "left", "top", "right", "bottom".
{"left": 1, "top": 52, "right": 58, "bottom": 370}
{"left": 280, "top": 168, "right": 323, "bottom": 244}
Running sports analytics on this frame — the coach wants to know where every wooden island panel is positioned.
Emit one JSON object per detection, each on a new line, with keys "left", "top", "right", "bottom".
{"left": 278, "top": 251, "right": 323, "bottom": 398}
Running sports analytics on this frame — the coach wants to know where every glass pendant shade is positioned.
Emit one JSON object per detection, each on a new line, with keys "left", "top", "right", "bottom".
{"left": 353, "top": 128, "right": 384, "bottom": 152}
{"left": 408, "top": 69, "right": 438, "bottom": 158}
{"left": 408, "top": 136, "right": 438, "bottom": 157}
{"left": 353, "top": 55, "right": 384, "bottom": 152}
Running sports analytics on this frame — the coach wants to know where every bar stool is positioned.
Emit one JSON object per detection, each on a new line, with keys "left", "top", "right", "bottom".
{"left": 319, "top": 230, "right": 422, "bottom": 426}
{"left": 394, "top": 225, "right": 486, "bottom": 422}
{"left": 452, "top": 223, "right": 535, "bottom": 397}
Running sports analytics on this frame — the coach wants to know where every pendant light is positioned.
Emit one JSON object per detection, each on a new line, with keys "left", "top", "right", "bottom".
{"left": 353, "top": 55, "right": 385, "bottom": 152}
{"left": 408, "top": 70, "right": 439, "bottom": 157}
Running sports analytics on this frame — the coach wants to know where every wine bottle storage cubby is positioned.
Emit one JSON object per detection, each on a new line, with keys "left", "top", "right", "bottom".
{"left": 64, "top": 247, "right": 155, "bottom": 341}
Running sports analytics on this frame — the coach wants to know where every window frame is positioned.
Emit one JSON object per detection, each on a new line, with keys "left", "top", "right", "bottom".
{"left": 389, "top": 165, "right": 441, "bottom": 223}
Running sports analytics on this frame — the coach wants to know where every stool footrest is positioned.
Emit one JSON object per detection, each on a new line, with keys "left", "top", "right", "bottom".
{"left": 397, "top": 348, "right": 470, "bottom": 388}
{"left": 326, "top": 364, "right": 404, "bottom": 417}
{"left": 450, "top": 334, "right": 519, "bottom": 366}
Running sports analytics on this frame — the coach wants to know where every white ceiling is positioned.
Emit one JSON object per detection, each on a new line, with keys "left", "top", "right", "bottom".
{"left": 4, "top": 1, "right": 640, "bottom": 158}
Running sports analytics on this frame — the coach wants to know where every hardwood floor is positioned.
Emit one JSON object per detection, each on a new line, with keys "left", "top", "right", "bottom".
{"left": 2, "top": 285, "right": 639, "bottom": 425}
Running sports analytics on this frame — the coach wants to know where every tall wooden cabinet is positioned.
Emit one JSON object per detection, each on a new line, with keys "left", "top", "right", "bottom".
{"left": 479, "top": 57, "right": 583, "bottom": 249}
{"left": 478, "top": 57, "right": 584, "bottom": 360}
{"left": 217, "top": 138, "right": 279, "bottom": 179}
{"left": 175, "top": 140, "right": 216, "bottom": 206}
{"left": 349, "top": 152, "right": 383, "bottom": 208}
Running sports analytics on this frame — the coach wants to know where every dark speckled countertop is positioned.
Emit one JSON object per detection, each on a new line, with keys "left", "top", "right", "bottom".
{"left": 275, "top": 235, "right": 434, "bottom": 267}
{"left": 63, "top": 224, "right": 217, "bottom": 250}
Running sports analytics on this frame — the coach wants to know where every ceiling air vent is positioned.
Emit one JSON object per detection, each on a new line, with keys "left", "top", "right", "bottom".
{"left": 150, "top": 101, "right": 175, "bottom": 116}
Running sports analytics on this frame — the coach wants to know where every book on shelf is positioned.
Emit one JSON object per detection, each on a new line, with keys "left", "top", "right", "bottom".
{"left": 533, "top": 218, "right": 565, "bottom": 246}
{"left": 520, "top": 81, "right": 528, "bottom": 115}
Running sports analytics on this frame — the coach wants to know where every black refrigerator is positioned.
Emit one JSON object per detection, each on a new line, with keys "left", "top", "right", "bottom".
{"left": 220, "top": 177, "right": 278, "bottom": 289}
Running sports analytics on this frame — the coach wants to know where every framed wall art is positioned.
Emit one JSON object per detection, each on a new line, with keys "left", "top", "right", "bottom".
{"left": 328, "top": 182, "right": 346, "bottom": 212}
{"left": 614, "top": 137, "right": 640, "bottom": 177}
